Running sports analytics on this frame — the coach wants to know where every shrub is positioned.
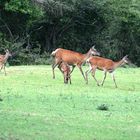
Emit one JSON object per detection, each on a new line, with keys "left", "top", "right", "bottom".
{"left": 97, "top": 104, "right": 109, "bottom": 111}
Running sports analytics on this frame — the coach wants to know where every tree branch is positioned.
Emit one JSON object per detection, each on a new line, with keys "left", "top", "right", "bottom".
{"left": 0, "top": 18, "right": 14, "bottom": 40}
{"left": 56, "top": 17, "right": 73, "bottom": 38}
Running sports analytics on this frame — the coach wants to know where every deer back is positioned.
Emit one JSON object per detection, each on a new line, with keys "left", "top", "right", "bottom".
{"left": 88, "top": 56, "right": 115, "bottom": 70}
{"left": 54, "top": 48, "right": 85, "bottom": 65}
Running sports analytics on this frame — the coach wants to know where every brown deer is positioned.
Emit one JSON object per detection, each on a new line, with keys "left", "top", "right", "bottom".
{"left": 51, "top": 46, "right": 100, "bottom": 81}
{"left": 85, "top": 55, "right": 129, "bottom": 88}
{"left": 58, "top": 62, "right": 71, "bottom": 84}
{"left": 0, "top": 49, "right": 12, "bottom": 75}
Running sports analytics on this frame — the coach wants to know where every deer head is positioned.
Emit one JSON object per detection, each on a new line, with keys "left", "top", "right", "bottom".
{"left": 90, "top": 45, "right": 100, "bottom": 56}
{"left": 5, "top": 49, "right": 12, "bottom": 57}
{"left": 123, "top": 55, "right": 129, "bottom": 64}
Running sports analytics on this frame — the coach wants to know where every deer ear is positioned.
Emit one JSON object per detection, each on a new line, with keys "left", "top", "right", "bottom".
{"left": 5, "top": 49, "right": 8, "bottom": 52}
{"left": 123, "top": 55, "right": 128, "bottom": 60}
{"left": 125, "top": 55, "right": 128, "bottom": 58}
{"left": 92, "top": 45, "right": 95, "bottom": 49}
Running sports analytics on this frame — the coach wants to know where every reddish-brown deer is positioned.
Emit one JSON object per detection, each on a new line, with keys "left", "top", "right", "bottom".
{"left": 58, "top": 62, "right": 71, "bottom": 84}
{"left": 85, "top": 55, "right": 129, "bottom": 87}
{"left": 51, "top": 46, "right": 100, "bottom": 81}
{"left": 0, "top": 49, "right": 12, "bottom": 75}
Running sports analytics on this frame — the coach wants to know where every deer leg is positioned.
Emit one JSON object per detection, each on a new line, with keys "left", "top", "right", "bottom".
{"left": 52, "top": 58, "right": 61, "bottom": 79}
{"left": 77, "top": 65, "right": 86, "bottom": 81}
{"left": 85, "top": 67, "right": 92, "bottom": 84}
{"left": 52, "top": 63, "right": 58, "bottom": 79}
{"left": 63, "top": 73, "right": 68, "bottom": 84}
{"left": 111, "top": 72, "right": 118, "bottom": 88}
{"left": 64, "top": 75, "right": 66, "bottom": 84}
{"left": 67, "top": 74, "right": 71, "bottom": 84}
{"left": 91, "top": 67, "right": 99, "bottom": 86}
{"left": 70, "top": 65, "right": 76, "bottom": 74}
{"left": 101, "top": 71, "right": 107, "bottom": 86}
{"left": 63, "top": 74, "right": 66, "bottom": 84}
{"left": 0, "top": 65, "right": 3, "bottom": 71}
{"left": 65, "top": 76, "right": 68, "bottom": 84}
{"left": 69, "top": 76, "right": 71, "bottom": 84}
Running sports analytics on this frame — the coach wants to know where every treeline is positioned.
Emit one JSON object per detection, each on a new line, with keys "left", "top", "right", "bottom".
{"left": 0, "top": 0, "right": 140, "bottom": 66}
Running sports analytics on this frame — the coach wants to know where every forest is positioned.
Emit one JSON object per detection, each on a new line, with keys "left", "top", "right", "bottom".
{"left": 0, "top": 0, "right": 140, "bottom": 66}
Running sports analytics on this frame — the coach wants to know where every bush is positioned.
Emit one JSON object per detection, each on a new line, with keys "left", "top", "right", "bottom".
{"left": 34, "top": 53, "right": 53, "bottom": 65}
{"left": 97, "top": 104, "right": 109, "bottom": 111}
{"left": 11, "top": 51, "right": 53, "bottom": 65}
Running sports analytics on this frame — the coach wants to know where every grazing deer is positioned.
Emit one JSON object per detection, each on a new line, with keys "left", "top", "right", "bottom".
{"left": 0, "top": 49, "right": 12, "bottom": 75}
{"left": 58, "top": 62, "right": 71, "bottom": 84}
{"left": 85, "top": 55, "right": 129, "bottom": 88}
{"left": 51, "top": 46, "right": 100, "bottom": 81}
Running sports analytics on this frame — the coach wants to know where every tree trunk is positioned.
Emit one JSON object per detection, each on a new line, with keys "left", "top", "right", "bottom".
{"left": 45, "top": 35, "right": 51, "bottom": 52}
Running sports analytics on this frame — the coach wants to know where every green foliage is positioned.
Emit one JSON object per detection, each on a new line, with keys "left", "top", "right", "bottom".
{"left": 0, "top": 32, "right": 12, "bottom": 51}
{"left": 0, "top": 0, "right": 140, "bottom": 65}
{"left": 97, "top": 104, "right": 109, "bottom": 111}
{"left": 34, "top": 53, "right": 53, "bottom": 65}
{"left": 0, "top": 0, "right": 9, "bottom": 7}
{"left": 5, "top": 0, "right": 43, "bottom": 17}
{"left": 0, "top": 97, "right": 3, "bottom": 102}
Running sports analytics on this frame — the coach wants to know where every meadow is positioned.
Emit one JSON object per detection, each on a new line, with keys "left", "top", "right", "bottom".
{"left": 0, "top": 65, "right": 140, "bottom": 140}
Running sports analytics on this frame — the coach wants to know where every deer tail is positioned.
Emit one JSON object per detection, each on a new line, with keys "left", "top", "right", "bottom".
{"left": 51, "top": 50, "right": 57, "bottom": 56}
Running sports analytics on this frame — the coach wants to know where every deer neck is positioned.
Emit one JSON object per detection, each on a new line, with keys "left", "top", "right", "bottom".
{"left": 114, "top": 59, "right": 124, "bottom": 69}
{"left": 4, "top": 53, "right": 9, "bottom": 63}
{"left": 83, "top": 50, "right": 92, "bottom": 62}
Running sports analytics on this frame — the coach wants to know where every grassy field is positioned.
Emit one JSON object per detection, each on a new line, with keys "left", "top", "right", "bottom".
{"left": 0, "top": 65, "right": 140, "bottom": 140}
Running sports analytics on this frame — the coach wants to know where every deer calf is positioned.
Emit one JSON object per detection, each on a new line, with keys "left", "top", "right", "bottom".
{"left": 58, "top": 62, "right": 71, "bottom": 84}
{"left": 0, "top": 49, "right": 12, "bottom": 75}
{"left": 85, "top": 55, "right": 129, "bottom": 88}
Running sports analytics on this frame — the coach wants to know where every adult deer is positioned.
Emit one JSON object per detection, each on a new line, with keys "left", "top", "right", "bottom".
{"left": 51, "top": 46, "right": 100, "bottom": 81}
{"left": 85, "top": 55, "right": 129, "bottom": 88}
{"left": 0, "top": 49, "right": 12, "bottom": 75}
{"left": 58, "top": 62, "right": 71, "bottom": 84}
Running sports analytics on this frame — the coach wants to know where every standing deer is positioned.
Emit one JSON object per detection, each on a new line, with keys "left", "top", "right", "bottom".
{"left": 51, "top": 46, "right": 100, "bottom": 81}
{"left": 0, "top": 49, "right": 12, "bottom": 75}
{"left": 58, "top": 62, "right": 71, "bottom": 84}
{"left": 85, "top": 55, "right": 129, "bottom": 88}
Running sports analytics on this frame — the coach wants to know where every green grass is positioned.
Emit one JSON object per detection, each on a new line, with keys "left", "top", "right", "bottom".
{"left": 0, "top": 65, "right": 140, "bottom": 140}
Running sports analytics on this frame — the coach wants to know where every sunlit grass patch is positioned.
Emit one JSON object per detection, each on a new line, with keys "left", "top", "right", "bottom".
{"left": 0, "top": 66, "right": 140, "bottom": 140}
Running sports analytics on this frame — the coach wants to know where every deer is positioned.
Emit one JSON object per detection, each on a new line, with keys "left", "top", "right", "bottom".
{"left": 58, "top": 62, "right": 72, "bottom": 84}
{"left": 51, "top": 46, "right": 100, "bottom": 81}
{"left": 0, "top": 49, "right": 12, "bottom": 75}
{"left": 85, "top": 55, "right": 129, "bottom": 88}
